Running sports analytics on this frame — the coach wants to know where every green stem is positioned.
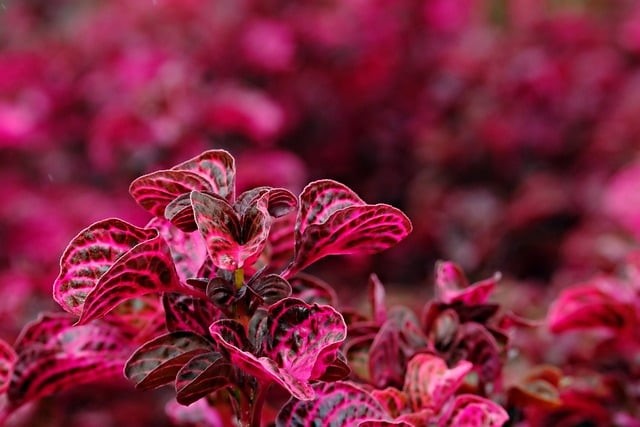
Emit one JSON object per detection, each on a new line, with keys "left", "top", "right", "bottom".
{"left": 234, "top": 268, "right": 244, "bottom": 290}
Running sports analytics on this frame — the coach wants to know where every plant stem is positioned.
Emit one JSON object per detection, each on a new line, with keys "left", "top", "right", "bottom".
{"left": 234, "top": 268, "right": 244, "bottom": 290}
{"left": 250, "top": 383, "right": 268, "bottom": 427}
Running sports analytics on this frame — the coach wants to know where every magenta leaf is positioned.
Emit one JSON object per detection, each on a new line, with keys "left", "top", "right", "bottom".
{"left": 452, "top": 323, "right": 502, "bottom": 386}
{"left": 148, "top": 217, "right": 207, "bottom": 282}
{"left": 163, "top": 293, "right": 223, "bottom": 337}
{"left": 0, "top": 339, "right": 16, "bottom": 393}
{"left": 369, "top": 307, "right": 428, "bottom": 388}
{"left": 8, "top": 321, "right": 130, "bottom": 408}
{"left": 172, "top": 149, "right": 236, "bottom": 202}
{"left": 268, "top": 212, "right": 296, "bottom": 269}
{"left": 124, "top": 331, "right": 213, "bottom": 391}
{"left": 440, "top": 394, "right": 509, "bottom": 427}
{"left": 166, "top": 397, "right": 224, "bottom": 427}
{"left": 369, "top": 273, "right": 387, "bottom": 325}
{"left": 13, "top": 313, "right": 76, "bottom": 353}
{"left": 165, "top": 193, "right": 199, "bottom": 232}
{"left": 276, "top": 381, "right": 397, "bottom": 427}
{"left": 435, "top": 261, "right": 499, "bottom": 305}
{"left": 234, "top": 187, "right": 297, "bottom": 218}
{"left": 403, "top": 353, "right": 472, "bottom": 411}
{"left": 175, "top": 351, "right": 234, "bottom": 405}
{"left": 129, "top": 170, "right": 213, "bottom": 218}
{"left": 77, "top": 230, "right": 183, "bottom": 324}
{"left": 286, "top": 180, "right": 412, "bottom": 276}
{"left": 547, "top": 284, "right": 635, "bottom": 333}
{"left": 53, "top": 218, "right": 157, "bottom": 315}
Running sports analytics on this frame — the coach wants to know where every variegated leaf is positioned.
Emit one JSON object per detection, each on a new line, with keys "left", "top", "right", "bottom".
{"left": 369, "top": 273, "right": 387, "bottom": 325}
{"left": 173, "top": 149, "right": 236, "bottom": 202}
{"left": 8, "top": 322, "right": 130, "bottom": 408}
{"left": 0, "top": 339, "right": 15, "bottom": 393}
{"left": 268, "top": 212, "right": 296, "bottom": 270}
{"left": 249, "top": 274, "right": 292, "bottom": 305}
{"left": 53, "top": 219, "right": 157, "bottom": 315}
{"left": 77, "top": 230, "right": 182, "bottom": 324}
{"left": 440, "top": 394, "right": 509, "bottom": 427}
{"left": 175, "top": 351, "right": 234, "bottom": 405}
{"left": 124, "top": 331, "right": 213, "bottom": 390}
{"left": 129, "top": 170, "right": 212, "bottom": 217}
{"left": 276, "top": 381, "right": 396, "bottom": 427}
{"left": 13, "top": 313, "right": 76, "bottom": 353}
{"left": 287, "top": 180, "right": 412, "bottom": 276}
{"left": 165, "top": 193, "right": 199, "bottom": 232}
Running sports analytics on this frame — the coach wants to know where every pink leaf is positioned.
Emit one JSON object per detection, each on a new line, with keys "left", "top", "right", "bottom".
{"left": 440, "top": 394, "right": 509, "bottom": 427}
{"left": 435, "top": 261, "right": 499, "bottom": 305}
{"left": 124, "top": 331, "right": 213, "bottom": 390}
{"left": 403, "top": 354, "right": 472, "bottom": 411}
{"left": 276, "top": 381, "right": 397, "bottom": 427}
{"left": 0, "top": 339, "right": 16, "bottom": 393}
{"left": 547, "top": 284, "right": 636, "bottom": 333}
{"left": 369, "top": 273, "right": 387, "bottom": 325}
{"left": 53, "top": 219, "right": 157, "bottom": 315}
{"left": 166, "top": 397, "right": 224, "bottom": 427}
{"left": 8, "top": 321, "right": 130, "bottom": 408}
{"left": 129, "top": 170, "right": 212, "bottom": 218}
{"left": 268, "top": 212, "right": 296, "bottom": 269}
{"left": 148, "top": 217, "right": 207, "bottom": 282}
{"left": 77, "top": 230, "right": 182, "bottom": 324}
{"left": 175, "top": 351, "right": 234, "bottom": 405}
{"left": 287, "top": 180, "right": 412, "bottom": 275}
{"left": 172, "top": 149, "right": 236, "bottom": 202}
{"left": 13, "top": 313, "right": 76, "bottom": 353}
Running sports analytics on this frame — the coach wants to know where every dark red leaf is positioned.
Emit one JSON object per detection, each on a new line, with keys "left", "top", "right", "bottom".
{"left": 163, "top": 293, "right": 223, "bottom": 337}
{"left": 249, "top": 274, "right": 292, "bottom": 305}
{"left": 172, "top": 150, "right": 236, "bottom": 202}
{"left": 175, "top": 351, "right": 234, "bottom": 405}
{"left": 124, "top": 331, "right": 213, "bottom": 390}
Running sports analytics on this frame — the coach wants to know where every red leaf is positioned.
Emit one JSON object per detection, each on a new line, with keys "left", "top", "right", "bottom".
{"left": 369, "top": 273, "right": 387, "bottom": 325}
{"left": 163, "top": 293, "right": 223, "bottom": 337}
{"left": 173, "top": 149, "right": 236, "bottom": 202}
{"left": 175, "top": 351, "right": 234, "bottom": 405}
{"left": 0, "top": 339, "right": 15, "bottom": 394}
{"left": 435, "top": 261, "right": 499, "bottom": 305}
{"left": 440, "top": 394, "right": 509, "bottom": 427}
{"left": 53, "top": 219, "right": 157, "bottom": 315}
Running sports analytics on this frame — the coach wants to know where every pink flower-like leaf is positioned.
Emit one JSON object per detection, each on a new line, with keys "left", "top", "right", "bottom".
{"left": 124, "top": 331, "right": 213, "bottom": 391}
{"left": 0, "top": 339, "right": 16, "bottom": 394}
{"left": 163, "top": 293, "right": 223, "bottom": 337}
{"left": 276, "top": 381, "right": 400, "bottom": 427}
{"left": 8, "top": 320, "right": 130, "bottom": 409}
{"left": 435, "top": 261, "right": 499, "bottom": 305}
{"left": 440, "top": 394, "right": 509, "bottom": 427}
{"left": 286, "top": 180, "right": 412, "bottom": 276}
{"left": 175, "top": 351, "right": 234, "bottom": 405}
{"left": 53, "top": 218, "right": 157, "bottom": 315}
{"left": 77, "top": 229, "right": 182, "bottom": 324}
{"left": 547, "top": 283, "right": 636, "bottom": 334}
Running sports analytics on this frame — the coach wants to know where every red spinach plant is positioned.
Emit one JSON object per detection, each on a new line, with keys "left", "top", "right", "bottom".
{"left": 0, "top": 149, "right": 424, "bottom": 426}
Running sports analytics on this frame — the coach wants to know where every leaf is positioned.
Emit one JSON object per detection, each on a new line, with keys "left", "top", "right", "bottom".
{"left": 286, "top": 180, "right": 412, "bottom": 276}
{"left": 165, "top": 193, "right": 199, "bottom": 232}
{"left": 53, "top": 219, "right": 157, "bottom": 315}
{"left": 175, "top": 351, "right": 234, "bottom": 405}
{"left": 547, "top": 284, "right": 635, "bottom": 333}
{"left": 268, "top": 212, "right": 296, "bottom": 269}
{"left": 191, "top": 191, "right": 247, "bottom": 270}
{"left": 440, "top": 394, "right": 509, "bottom": 427}
{"left": 249, "top": 274, "right": 292, "bottom": 305}
{"left": 148, "top": 217, "right": 207, "bottom": 282}
{"left": 369, "top": 274, "right": 387, "bottom": 325}
{"left": 129, "top": 170, "right": 212, "bottom": 218}
{"left": 452, "top": 323, "right": 502, "bottom": 386}
{"left": 124, "top": 331, "right": 213, "bottom": 390}
{"left": 166, "top": 397, "right": 224, "bottom": 427}
{"left": 163, "top": 293, "right": 223, "bottom": 337}
{"left": 435, "top": 261, "right": 499, "bottom": 305}
{"left": 8, "top": 322, "right": 130, "bottom": 408}
{"left": 77, "top": 230, "right": 182, "bottom": 324}
{"left": 276, "top": 381, "right": 397, "bottom": 427}
{"left": 173, "top": 149, "right": 236, "bottom": 202}
{"left": 13, "top": 313, "right": 76, "bottom": 353}
{"left": 234, "top": 187, "right": 297, "bottom": 218}
{"left": 403, "top": 353, "right": 472, "bottom": 411}
{"left": 369, "top": 307, "right": 428, "bottom": 389}
{"left": 0, "top": 339, "right": 16, "bottom": 393}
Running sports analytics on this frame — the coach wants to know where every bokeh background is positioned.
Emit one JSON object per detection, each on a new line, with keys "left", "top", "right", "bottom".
{"left": 3, "top": 0, "right": 640, "bottom": 425}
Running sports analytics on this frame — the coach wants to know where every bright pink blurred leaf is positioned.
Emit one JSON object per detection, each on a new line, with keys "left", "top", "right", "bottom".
{"left": 441, "top": 394, "right": 509, "bottom": 427}
{"left": 0, "top": 339, "right": 15, "bottom": 393}
{"left": 435, "top": 261, "right": 499, "bottom": 305}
